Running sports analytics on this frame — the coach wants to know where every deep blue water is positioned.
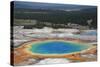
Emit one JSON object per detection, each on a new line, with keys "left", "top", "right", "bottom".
{"left": 29, "top": 41, "right": 90, "bottom": 54}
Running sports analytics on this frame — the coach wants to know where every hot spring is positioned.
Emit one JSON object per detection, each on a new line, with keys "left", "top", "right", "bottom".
{"left": 28, "top": 41, "right": 91, "bottom": 55}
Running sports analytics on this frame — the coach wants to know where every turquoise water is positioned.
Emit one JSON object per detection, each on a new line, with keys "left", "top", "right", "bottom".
{"left": 29, "top": 41, "right": 90, "bottom": 54}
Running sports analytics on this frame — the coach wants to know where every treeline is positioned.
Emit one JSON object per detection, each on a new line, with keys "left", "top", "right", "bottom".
{"left": 14, "top": 8, "right": 97, "bottom": 28}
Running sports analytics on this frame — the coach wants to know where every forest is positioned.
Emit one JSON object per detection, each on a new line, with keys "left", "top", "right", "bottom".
{"left": 13, "top": 7, "right": 97, "bottom": 29}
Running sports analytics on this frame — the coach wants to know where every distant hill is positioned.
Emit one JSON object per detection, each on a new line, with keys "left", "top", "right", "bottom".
{"left": 14, "top": 1, "right": 96, "bottom": 11}
{"left": 12, "top": 1, "right": 97, "bottom": 29}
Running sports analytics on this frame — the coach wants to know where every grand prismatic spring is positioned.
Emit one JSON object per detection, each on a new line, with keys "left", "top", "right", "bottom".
{"left": 27, "top": 41, "right": 91, "bottom": 55}
{"left": 11, "top": 1, "right": 97, "bottom": 66}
